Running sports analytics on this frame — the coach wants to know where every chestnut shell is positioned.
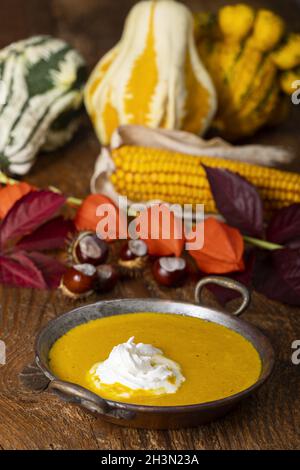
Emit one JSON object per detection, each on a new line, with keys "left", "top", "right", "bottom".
{"left": 72, "top": 232, "right": 109, "bottom": 266}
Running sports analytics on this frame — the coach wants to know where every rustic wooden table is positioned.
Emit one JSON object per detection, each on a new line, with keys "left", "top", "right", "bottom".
{"left": 0, "top": 0, "right": 300, "bottom": 450}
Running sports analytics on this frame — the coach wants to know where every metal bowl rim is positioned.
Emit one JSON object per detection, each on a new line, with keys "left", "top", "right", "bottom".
{"left": 35, "top": 297, "right": 275, "bottom": 413}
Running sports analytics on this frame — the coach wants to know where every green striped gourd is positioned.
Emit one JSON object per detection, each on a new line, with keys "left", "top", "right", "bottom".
{"left": 0, "top": 36, "right": 86, "bottom": 175}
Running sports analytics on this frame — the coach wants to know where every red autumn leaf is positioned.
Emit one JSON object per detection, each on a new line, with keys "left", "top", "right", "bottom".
{"left": 188, "top": 217, "right": 245, "bottom": 274}
{"left": 75, "top": 194, "right": 127, "bottom": 241}
{"left": 0, "top": 190, "right": 66, "bottom": 247}
{"left": 0, "top": 254, "right": 46, "bottom": 289}
{"left": 0, "top": 182, "right": 35, "bottom": 219}
{"left": 204, "top": 165, "right": 264, "bottom": 238}
{"left": 0, "top": 188, "right": 68, "bottom": 290}
{"left": 16, "top": 216, "right": 74, "bottom": 252}
{"left": 137, "top": 204, "right": 185, "bottom": 257}
{"left": 27, "top": 252, "right": 66, "bottom": 289}
{"left": 266, "top": 204, "right": 300, "bottom": 245}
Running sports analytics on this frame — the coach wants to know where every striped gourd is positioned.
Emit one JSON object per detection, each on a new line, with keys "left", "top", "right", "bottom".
{"left": 0, "top": 36, "right": 86, "bottom": 175}
{"left": 195, "top": 4, "right": 300, "bottom": 140}
{"left": 85, "top": 0, "right": 216, "bottom": 145}
{"left": 109, "top": 145, "right": 300, "bottom": 212}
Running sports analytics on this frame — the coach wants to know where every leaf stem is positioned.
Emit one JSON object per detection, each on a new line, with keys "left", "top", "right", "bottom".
{"left": 0, "top": 171, "right": 288, "bottom": 249}
{"left": 0, "top": 171, "right": 17, "bottom": 186}
{"left": 66, "top": 196, "right": 83, "bottom": 207}
{"left": 48, "top": 185, "right": 82, "bottom": 207}
{"left": 244, "top": 235, "right": 283, "bottom": 251}
{"left": 1, "top": 172, "right": 83, "bottom": 207}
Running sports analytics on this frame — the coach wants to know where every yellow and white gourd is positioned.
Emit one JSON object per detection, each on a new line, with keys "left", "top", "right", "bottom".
{"left": 85, "top": 0, "right": 217, "bottom": 145}
{"left": 0, "top": 36, "right": 86, "bottom": 175}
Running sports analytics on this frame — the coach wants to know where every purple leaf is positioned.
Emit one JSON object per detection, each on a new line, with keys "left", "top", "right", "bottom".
{"left": 254, "top": 248, "right": 300, "bottom": 306}
{"left": 266, "top": 204, "right": 300, "bottom": 245}
{"left": 287, "top": 238, "right": 300, "bottom": 250}
{"left": 27, "top": 252, "right": 66, "bottom": 289}
{"left": 0, "top": 190, "right": 66, "bottom": 247}
{"left": 204, "top": 165, "right": 264, "bottom": 237}
{"left": 0, "top": 254, "right": 46, "bottom": 289}
{"left": 16, "top": 216, "right": 74, "bottom": 252}
{"left": 205, "top": 250, "right": 255, "bottom": 306}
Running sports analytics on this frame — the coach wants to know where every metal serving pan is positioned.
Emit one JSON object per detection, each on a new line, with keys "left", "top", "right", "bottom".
{"left": 36, "top": 276, "right": 275, "bottom": 429}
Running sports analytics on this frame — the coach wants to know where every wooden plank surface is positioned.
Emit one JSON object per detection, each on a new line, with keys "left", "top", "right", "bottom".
{"left": 0, "top": 0, "right": 300, "bottom": 450}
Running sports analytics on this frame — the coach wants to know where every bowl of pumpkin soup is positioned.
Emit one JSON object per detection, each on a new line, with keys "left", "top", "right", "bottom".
{"left": 36, "top": 277, "right": 274, "bottom": 429}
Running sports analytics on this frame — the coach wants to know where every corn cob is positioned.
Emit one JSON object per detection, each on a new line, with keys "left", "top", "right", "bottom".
{"left": 110, "top": 146, "right": 300, "bottom": 212}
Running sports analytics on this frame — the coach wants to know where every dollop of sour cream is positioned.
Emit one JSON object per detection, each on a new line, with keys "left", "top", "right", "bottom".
{"left": 88, "top": 337, "right": 185, "bottom": 397}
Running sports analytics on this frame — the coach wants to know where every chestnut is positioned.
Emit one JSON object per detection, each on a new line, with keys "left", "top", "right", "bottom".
{"left": 118, "top": 240, "right": 148, "bottom": 276}
{"left": 60, "top": 264, "right": 97, "bottom": 298}
{"left": 96, "top": 264, "right": 119, "bottom": 293}
{"left": 71, "top": 231, "right": 109, "bottom": 266}
{"left": 120, "top": 240, "right": 148, "bottom": 261}
{"left": 152, "top": 257, "right": 187, "bottom": 287}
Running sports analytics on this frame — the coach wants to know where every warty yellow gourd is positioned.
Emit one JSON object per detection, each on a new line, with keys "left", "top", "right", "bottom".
{"left": 195, "top": 4, "right": 300, "bottom": 140}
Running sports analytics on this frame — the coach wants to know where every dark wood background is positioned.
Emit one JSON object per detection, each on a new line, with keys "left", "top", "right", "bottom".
{"left": 0, "top": 0, "right": 300, "bottom": 450}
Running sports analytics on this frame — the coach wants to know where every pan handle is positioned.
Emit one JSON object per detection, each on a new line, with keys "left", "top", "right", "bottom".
{"left": 194, "top": 276, "right": 251, "bottom": 317}
{"left": 48, "top": 379, "right": 135, "bottom": 420}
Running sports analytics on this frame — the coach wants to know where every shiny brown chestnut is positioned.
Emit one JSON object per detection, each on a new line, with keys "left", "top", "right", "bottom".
{"left": 120, "top": 240, "right": 148, "bottom": 261}
{"left": 118, "top": 240, "right": 148, "bottom": 276}
{"left": 96, "top": 264, "right": 119, "bottom": 293}
{"left": 72, "top": 231, "right": 109, "bottom": 266}
{"left": 60, "top": 264, "right": 97, "bottom": 299}
{"left": 152, "top": 257, "right": 187, "bottom": 287}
